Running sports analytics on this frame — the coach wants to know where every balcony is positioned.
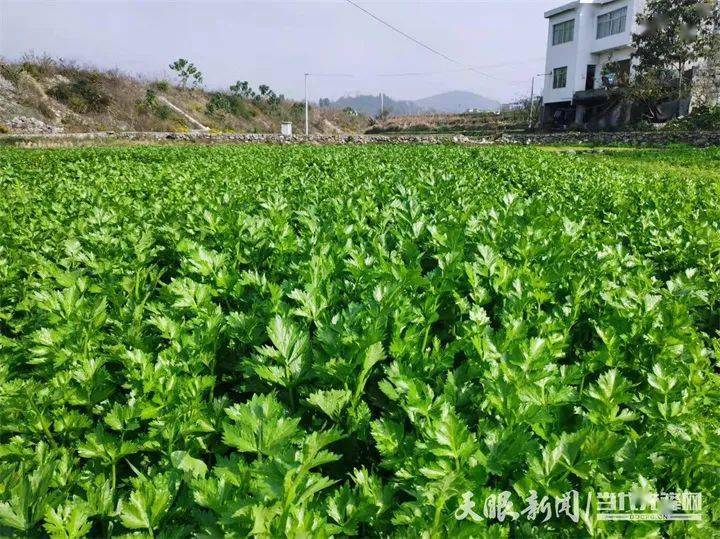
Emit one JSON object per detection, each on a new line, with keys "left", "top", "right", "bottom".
{"left": 573, "top": 88, "right": 610, "bottom": 103}
{"left": 574, "top": 60, "right": 631, "bottom": 103}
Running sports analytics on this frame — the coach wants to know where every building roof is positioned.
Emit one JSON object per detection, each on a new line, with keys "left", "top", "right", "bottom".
{"left": 544, "top": 0, "right": 623, "bottom": 19}
{"left": 544, "top": 1, "right": 579, "bottom": 18}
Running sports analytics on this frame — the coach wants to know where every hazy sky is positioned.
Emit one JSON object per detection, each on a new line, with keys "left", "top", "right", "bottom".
{"left": 1, "top": 0, "right": 559, "bottom": 102}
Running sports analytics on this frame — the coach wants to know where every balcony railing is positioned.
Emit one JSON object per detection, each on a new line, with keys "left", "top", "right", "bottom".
{"left": 573, "top": 88, "right": 611, "bottom": 103}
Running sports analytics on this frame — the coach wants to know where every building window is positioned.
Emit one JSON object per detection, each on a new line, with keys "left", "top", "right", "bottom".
{"left": 597, "top": 6, "right": 627, "bottom": 39}
{"left": 553, "top": 67, "right": 568, "bottom": 89}
{"left": 552, "top": 19, "right": 575, "bottom": 45}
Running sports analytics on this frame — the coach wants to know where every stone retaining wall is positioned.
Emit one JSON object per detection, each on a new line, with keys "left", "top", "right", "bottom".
{"left": 500, "top": 131, "right": 720, "bottom": 147}
{"left": 3, "top": 130, "right": 720, "bottom": 147}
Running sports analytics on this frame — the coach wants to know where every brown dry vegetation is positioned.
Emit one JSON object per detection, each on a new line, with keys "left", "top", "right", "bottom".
{"left": 367, "top": 110, "right": 529, "bottom": 136}
{"left": 0, "top": 55, "right": 370, "bottom": 134}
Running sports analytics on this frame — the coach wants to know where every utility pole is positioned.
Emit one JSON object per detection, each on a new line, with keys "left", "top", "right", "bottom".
{"left": 528, "top": 76, "right": 535, "bottom": 129}
{"left": 304, "top": 73, "right": 309, "bottom": 136}
{"left": 380, "top": 92, "right": 384, "bottom": 115}
{"left": 528, "top": 73, "right": 551, "bottom": 129}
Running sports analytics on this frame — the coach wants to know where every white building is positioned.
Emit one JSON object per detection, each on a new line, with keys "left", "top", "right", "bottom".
{"left": 541, "top": 0, "right": 646, "bottom": 125}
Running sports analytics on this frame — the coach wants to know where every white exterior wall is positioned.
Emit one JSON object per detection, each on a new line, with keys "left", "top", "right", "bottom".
{"left": 543, "top": 0, "right": 646, "bottom": 104}
{"left": 572, "top": 2, "right": 600, "bottom": 97}
{"left": 543, "top": 7, "right": 579, "bottom": 103}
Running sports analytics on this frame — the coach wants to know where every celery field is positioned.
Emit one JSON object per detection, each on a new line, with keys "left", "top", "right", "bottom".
{"left": 1, "top": 144, "right": 719, "bottom": 537}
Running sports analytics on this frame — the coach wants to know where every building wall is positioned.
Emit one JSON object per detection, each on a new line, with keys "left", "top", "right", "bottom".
{"left": 543, "top": 9, "right": 579, "bottom": 103}
{"left": 590, "top": 0, "right": 638, "bottom": 54}
{"left": 691, "top": 54, "right": 720, "bottom": 110}
{"left": 572, "top": 2, "right": 601, "bottom": 95}
{"left": 543, "top": 0, "right": 645, "bottom": 105}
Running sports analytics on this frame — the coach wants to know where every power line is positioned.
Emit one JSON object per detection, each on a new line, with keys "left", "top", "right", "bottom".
{"left": 344, "top": 0, "right": 460, "bottom": 65}
{"left": 474, "top": 57, "right": 545, "bottom": 70}
{"left": 376, "top": 67, "right": 476, "bottom": 78}
{"left": 305, "top": 73, "right": 355, "bottom": 77}
{"left": 343, "top": 0, "right": 530, "bottom": 84}
{"left": 306, "top": 68, "right": 534, "bottom": 86}
{"left": 375, "top": 61, "right": 543, "bottom": 83}
{"left": 308, "top": 58, "right": 544, "bottom": 80}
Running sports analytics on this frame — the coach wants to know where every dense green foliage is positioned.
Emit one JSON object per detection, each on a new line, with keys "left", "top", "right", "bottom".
{"left": 1, "top": 145, "right": 719, "bottom": 537}
{"left": 667, "top": 105, "right": 720, "bottom": 131}
{"left": 205, "top": 94, "right": 255, "bottom": 119}
{"left": 46, "top": 76, "right": 111, "bottom": 114}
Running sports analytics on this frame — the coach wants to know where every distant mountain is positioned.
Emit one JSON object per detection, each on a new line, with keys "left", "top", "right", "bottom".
{"left": 326, "top": 95, "right": 423, "bottom": 116}
{"left": 322, "top": 91, "right": 500, "bottom": 116}
{"left": 415, "top": 91, "right": 501, "bottom": 114}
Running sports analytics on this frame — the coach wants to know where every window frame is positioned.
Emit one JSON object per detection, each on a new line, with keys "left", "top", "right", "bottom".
{"left": 596, "top": 6, "right": 628, "bottom": 39}
{"left": 553, "top": 66, "right": 568, "bottom": 89}
{"left": 552, "top": 19, "right": 575, "bottom": 45}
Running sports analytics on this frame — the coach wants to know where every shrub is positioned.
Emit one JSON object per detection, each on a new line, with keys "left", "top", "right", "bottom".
{"left": 144, "top": 88, "right": 157, "bottom": 107}
{"left": 154, "top": 104, "right": 173, "bottom": 120}
{"left": 154, "top": 80, "right": 170, "bottom": 92}
{"left": 229, "top": 80, "right": 254, "bottom": 99}
{"left": 205, "top": 93, "right": 253, "bottom": 119}
{"left": 666, "top": 105, "right": 720, "bottom": 131}
{"left": 13, "top": 53, "right": 57, "bottom": 81}
{"left": 135, "top": 89, "right": 174, "bottom": 120}
{"left": 20, "top": 62, "right": 48, "bottom": 80}
{"left": 47, "top": 77, "right": 111, "bottom": 113}
{"left": 0, "top": 63, "right": 21, "bottom": 84}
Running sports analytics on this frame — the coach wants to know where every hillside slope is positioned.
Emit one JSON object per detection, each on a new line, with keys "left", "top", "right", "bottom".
{"left": 0, "top": 58, "right": 369, "bottom": 134}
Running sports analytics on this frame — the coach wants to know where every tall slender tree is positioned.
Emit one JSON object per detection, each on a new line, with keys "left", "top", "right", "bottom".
{"left": 169, "top": 58, "right": 204, "bottom": 89}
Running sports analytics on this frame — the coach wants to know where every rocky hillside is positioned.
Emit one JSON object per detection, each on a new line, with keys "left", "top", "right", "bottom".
{"left": 0, "top": 57, "right": 369, "bottom": 135}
